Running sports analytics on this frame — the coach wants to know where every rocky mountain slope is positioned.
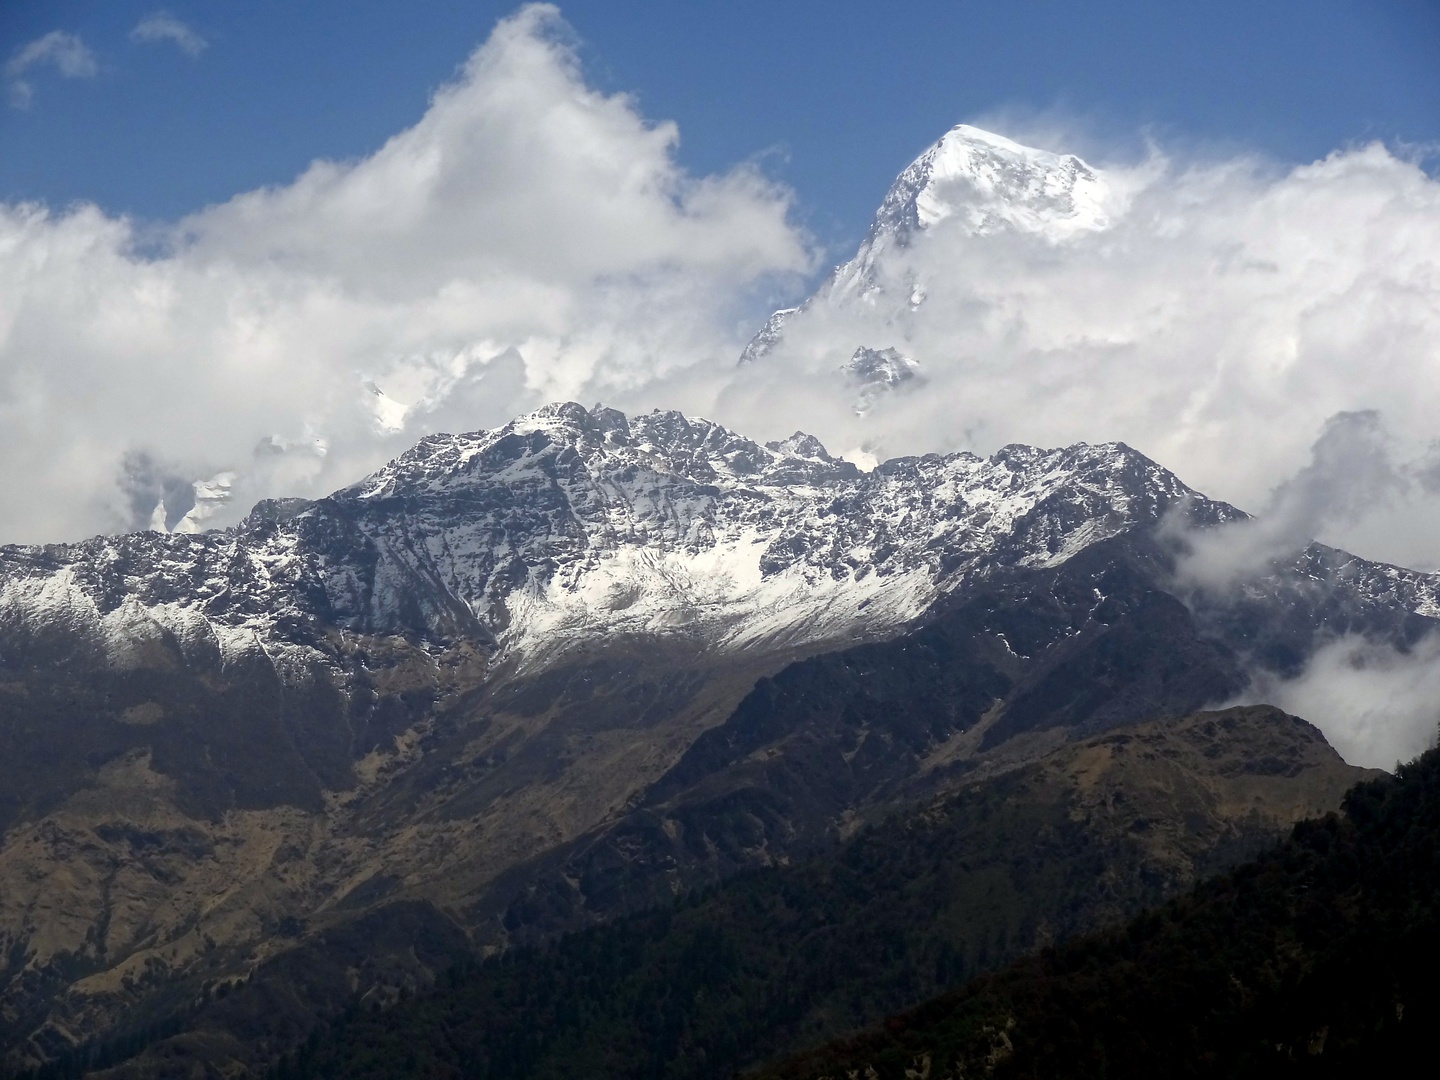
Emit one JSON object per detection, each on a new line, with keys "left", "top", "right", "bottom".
{"left": 0, "top": 400, "right": 1222, "bottom": 682}
{"left": 0, "top": 403, "right": 1435, "bottom": 1074}
{"left": 270, "top": 706, "right": 1375, "bottom": 1080}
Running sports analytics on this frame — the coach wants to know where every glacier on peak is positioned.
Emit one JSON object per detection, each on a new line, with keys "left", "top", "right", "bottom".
{"left": 890, "top": 124, "right": 1113, "bottom": 241}
{"left": 739, "top": 123, "right": 1128, "bottom": 370}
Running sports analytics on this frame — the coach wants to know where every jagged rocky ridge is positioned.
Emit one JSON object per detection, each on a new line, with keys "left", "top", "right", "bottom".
{"left": 0, "top": 401, "right": 1229, "bottom": 683}
{"left": 4, "top": 401, "right": 1435, "bottom": 703}
{"left": 1, "top": 403, "right": 1438, "bottom": 1074}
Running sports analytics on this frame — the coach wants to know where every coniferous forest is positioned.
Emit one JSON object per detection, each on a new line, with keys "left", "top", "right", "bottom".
{"left": 762, "top": 747, "right": 1440, "bottom": 1079}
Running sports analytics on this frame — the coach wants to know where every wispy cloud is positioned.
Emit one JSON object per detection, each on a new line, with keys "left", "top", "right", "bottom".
{"left": 5, "top": 30, "right": 97, "bottom": 108}
{"left": 1237, "top": 634, "right": 1440, "bottom": 770}
{"left": 130, "top": 12, "right": 208, "bottom": 58}
{"left": 1173, "top": 411, "right": 1404, "bottom": 592}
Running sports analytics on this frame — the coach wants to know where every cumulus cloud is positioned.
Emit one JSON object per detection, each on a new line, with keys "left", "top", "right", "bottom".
{"left": 5, "top": 30, "right": 97, "bottom": 108}
{"left": 729, "top": 135, "right": 1440, "bottom": 571}
{"left": 1237, "top": 634, "right": 1440, "bottom": 770}
{"left": 130, "top": 12, "right": 208, "bottom": 57}
{"left": 0, "top": 3, "right": 810, "bottom": 543}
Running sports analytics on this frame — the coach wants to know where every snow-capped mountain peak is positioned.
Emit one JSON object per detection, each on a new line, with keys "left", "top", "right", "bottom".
{"left": 834, "top": 125, "right": 1112, "bottom": 305}
{"left": 890, "top": 124, "right": 1112, "bottom": 239}
{"left": 349, "top": 401, "right": 859, "bottom": 503}
{"left": 739, "top": 124, "right": 1119, "bottom": 368}
{"left": 845, "top": 346, "right": 921, "bottom": 416}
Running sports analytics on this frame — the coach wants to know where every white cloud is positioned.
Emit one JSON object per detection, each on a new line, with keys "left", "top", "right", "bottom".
{"left": 130, "top": 12, "right": 208, "bottom": 57}
{"left": 1237, "top": 634, "right": 1440, "bottom": 770}
{"left": 5, "top": 30, "right": 97, "bottom": 108}
{"left": 729, "top": 135, "right": 1440, "bottom": 572}
{"left": 0, "top": 3, "right": 811, "bottom": 543}
{"left": 1173, "top": 410, "right": 1404, "bottom": 591}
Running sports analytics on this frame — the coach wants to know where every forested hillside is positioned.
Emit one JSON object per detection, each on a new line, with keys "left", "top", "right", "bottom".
{"left": 759, "top": 738, "right": 1440, "bottom": 1079}
{"left": 251, "top": 707, "right": 1363, "bottom": 1080}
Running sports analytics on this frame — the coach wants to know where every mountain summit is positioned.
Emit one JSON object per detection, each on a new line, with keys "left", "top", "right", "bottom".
{"left": 849, "top": 124, "right": 1113, "bottom": 282}
{"left": 0, "top": 402, "right": 1219, "bottom": 681}
{"left": 741, "top": 125, "right": 1117, "bottom": 366}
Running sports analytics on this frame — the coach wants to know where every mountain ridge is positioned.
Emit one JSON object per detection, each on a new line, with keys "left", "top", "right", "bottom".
{"left": 0, "top": 402, "right": 1238, "bottom": 686}
{"left": 0, "top": 402, "right": 1436, "bottom": 1073}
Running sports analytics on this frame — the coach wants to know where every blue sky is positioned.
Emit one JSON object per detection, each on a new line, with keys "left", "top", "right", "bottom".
{"left": 3, "top": 0, "right": 1438, "bottom": 251}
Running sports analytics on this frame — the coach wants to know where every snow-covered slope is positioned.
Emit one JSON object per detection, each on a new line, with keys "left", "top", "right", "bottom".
{"left": 832, "top": 124, "right": 1114, "bottom": 303}
{"left": 5, "top": 401, "right": 1439, "bottom": 688}
{"left": 0, "top": 402, "right": 1234, "bottom": 677}
{"left": 887, "top": 125, "right": 1112, "bottom": 236}
{"left": 739, "top": 124, "right": 1124, "bottom": 377}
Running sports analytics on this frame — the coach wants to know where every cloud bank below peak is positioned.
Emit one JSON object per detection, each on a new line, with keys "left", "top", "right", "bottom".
{"left": 728, "top": 127, "right": 1440, "bottom": 571}
{"left": 0, "top": 3, "right": 812, "bottom": 543}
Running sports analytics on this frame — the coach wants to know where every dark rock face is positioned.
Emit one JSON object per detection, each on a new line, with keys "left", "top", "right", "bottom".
{"left": 0, "top": 403, "right": 1434, "bottom": 1075}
